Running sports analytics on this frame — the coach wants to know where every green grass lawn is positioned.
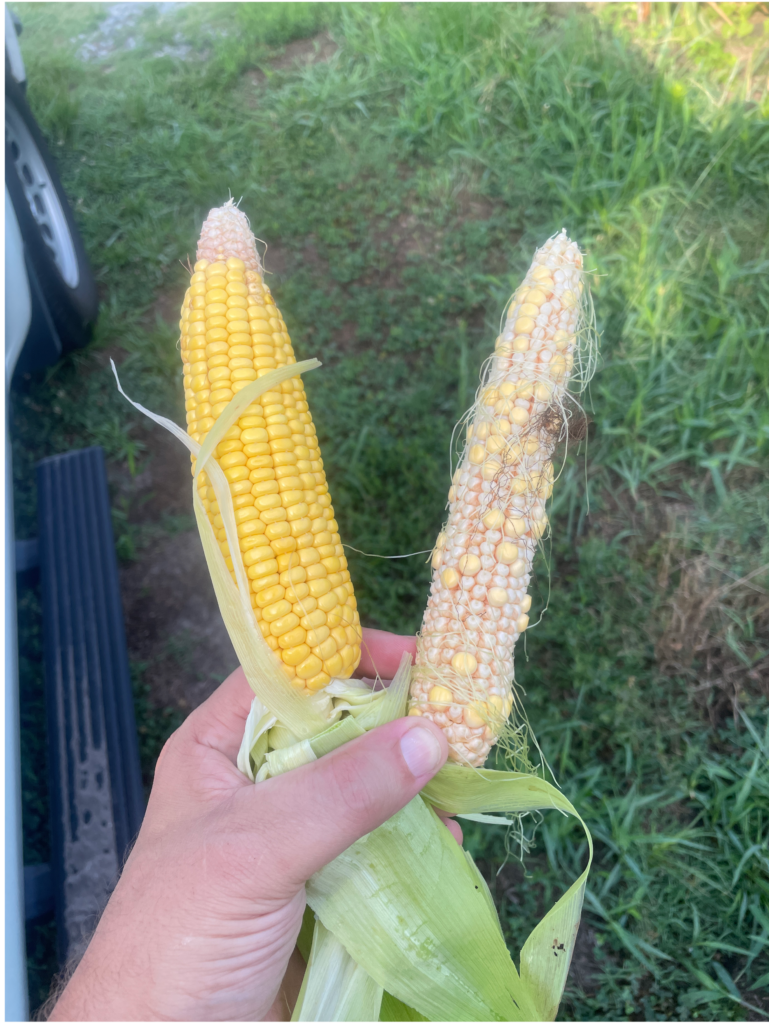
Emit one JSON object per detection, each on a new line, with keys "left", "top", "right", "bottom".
{"left": 11, "top": 3, "right": 769, "bottom": 1019}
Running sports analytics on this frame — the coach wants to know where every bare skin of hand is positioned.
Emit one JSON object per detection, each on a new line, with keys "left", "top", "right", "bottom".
{"left": 49, "top": 629, "right": 461, "bottom": 1022}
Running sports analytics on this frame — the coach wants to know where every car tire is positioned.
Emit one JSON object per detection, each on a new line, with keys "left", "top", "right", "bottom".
{"left": 5, "top": 74, "right": 98, "bottom": 356}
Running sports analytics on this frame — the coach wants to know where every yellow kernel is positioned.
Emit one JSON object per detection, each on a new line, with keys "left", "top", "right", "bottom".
{"left": 204, "top": 261, "right": 227, "bottom": 278}
{"left": 441, "top": 568, "right": 459, "bottom": 589}
{"left": 488, "top": 587, "right": 508, "bottom": 607}
{"left": 518, "top": 302, "right": 539, "bottom": 316}
{"left": 249, "top": 559, "right": 280, "bottom": 581}
{"left": 262, "top": 598, "right": 290, "bottom": 618}
{"left": 220, "top": 451, "right": 247, "bottom": 470}
{"left": 512, "top": 335, "right": 530, "bottom": 353}
{"left": 255, "top": 493, "right": 282, "bottom": 511}
{"left": 306, "top": 625, "right": 331, "bottom": 647}
{"left": 468, "top": 444, "right": 485, "bottom": 465}
{"left": 504, "top": 516, "right": 526, "bottom": 538}
{"left": 511, "top": 408, "right": 529, "bottom": 427}
{"left": 270, "top": 612, "right": 301, "bottom": 638}
{"left": 489, "top": 695, "right": 504, "bottom": 714}
{"left": 271, "top": 536, "right": 298, "bottom": 555}
{"left": 408, "top": 708, "right": 422, "bottom": 717}
{"left": 553, "top": 329, "right": 571, "bottom": 350}
{"left": 535, "top": 383, "right": 552, "bottom": 402}
{"left": 510, "top": 559, "right": 527, "bottom": 578}
{"left": 517, "top": 614, "right": 530, "bottom": 632}
{"left": 295, "top": 654, "right": 324, "bottom": 680}
{"left": 244, "top": 544, "right": 274, "bottom": 569}
{"left": 281, "top": 642, "right": 311, "bottom": 665}
{"left": 526, "top": 289, "right": 547, "bottom": 305}
{"left": 531, "top": 265, "right": 550, "bottom": 281}
{"left": 522, "top": 595, "right": 532, "bottom": 613}
{"left": 481, "top": 458, "right": 502, "bottom": 481}
{"left": 452, "top": 652, "right": 478, "bottom": 675}
{"left": 551, "top": 354, "right": 567, "bottom": 376}
{"left": 239, "top": 517, "right": 268, "bottom": 541}
{"left": 255, "top": 585, "right": 287, "bottom": 610}
{"left": 317, "top": 591, "right": 339, "bottom": 613}
{"left": 531, "top": 516, "right": 548, "bottom": 539}
{"left": 514, "top": 317, "right": 535, "bottom": 334}
{"left": 458, "top": 554, "right": 481, "bottom": 576}
{"left": 464, "top": 704, "right": 486, "bottom": 729}
{"left": 313, "top": 636, "right": 338, "bottom": 660}
{"left": 304, "top": 580, "right": 331, "bottom": 603}
{"left": 486, "top": 435, "right": 506, "bottom": 455}
{"left": 561, "top": 289, "right": 577, "bottom": 309}
{"left": 323, "top": 652, "right": 344, "bottom": 677}
{"left": 428, "top": 685, "right": 453, "bottom": 706}
{"left": 483, "top": 508, "right": 505, "bottom": 530}
{"left": 306, "top": 672, "right": 331, "bottom": 692}
{"left": 496, "top": 541, "right": 518, "bottom": 565}
{"left": 280, "top": 566, "right": 306, "bottom": 586}
{"left": 300, "top": 608, "right": 326, "bottom": 630}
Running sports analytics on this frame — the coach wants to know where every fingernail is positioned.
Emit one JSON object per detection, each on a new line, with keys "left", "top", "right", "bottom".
{"left": 400, "top": 725, "right": 444, "bottom": 779}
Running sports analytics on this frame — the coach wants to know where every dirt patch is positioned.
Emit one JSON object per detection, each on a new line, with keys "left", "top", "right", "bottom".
{"left": 244, "top": 31, "right": 338, "bottom": 92}
{"left": 146, "top": 285, "right": 184, "bottom": 327}
{"left": 121, "top": 529, "right": 238, "bottom": 713}
{"left": 591, "top": 482, "right": 769, "bottom": 724}
{"left": 111, "top": 423, "right": 237, "bottom": 714}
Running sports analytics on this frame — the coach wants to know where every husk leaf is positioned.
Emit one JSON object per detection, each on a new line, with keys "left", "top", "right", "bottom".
{"left": 422, "top": 764, "right": 593, "bottom": 1021}
{"left": 306, "top": 793, "right": 539, "bottom": 1022}
{"left": 293, "top": 919, "right": 383, "bottom": 1023}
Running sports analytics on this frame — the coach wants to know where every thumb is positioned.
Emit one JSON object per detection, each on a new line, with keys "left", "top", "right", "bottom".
{"left": 239, "top": 718, "right": 448, "bottom": 892}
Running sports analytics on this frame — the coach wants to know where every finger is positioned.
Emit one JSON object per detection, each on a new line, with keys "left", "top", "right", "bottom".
{"left": 437, "top": 814, "right": 463, "bottom": 846}
{"left": 357, "top": 628, "right": 417, "bottom": 680}
{"left": 182, "top": 665, "right": 256, "bottom": 762}
{"left": 234, "top": 717, "right": 448, "bottom": 892}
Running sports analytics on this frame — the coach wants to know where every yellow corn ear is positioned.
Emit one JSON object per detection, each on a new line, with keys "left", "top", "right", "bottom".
{"left": 180, "top": 201, "right": 361, "bottom": 693}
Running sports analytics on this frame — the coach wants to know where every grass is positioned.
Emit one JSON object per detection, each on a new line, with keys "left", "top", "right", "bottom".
{"left": 10, "top": 2, "right": 768, "bottom": 1019}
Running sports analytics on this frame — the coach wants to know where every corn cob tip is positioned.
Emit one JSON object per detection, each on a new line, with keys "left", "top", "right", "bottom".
{"left": 196, "top": 198, "right": 262, "bottom": 272}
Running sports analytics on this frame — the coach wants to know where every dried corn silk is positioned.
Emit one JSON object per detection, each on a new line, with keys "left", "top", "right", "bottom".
{"left": 409, "top": 230, "right": 594, "bottom": 767}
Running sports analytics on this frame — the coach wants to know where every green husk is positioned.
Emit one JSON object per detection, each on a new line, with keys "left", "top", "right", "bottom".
{"left": 306, "top": 794, "right": 539, "bottom": 1022}
{"left": 423, "top": 765, "right": 593, "bottom": 1022}
{"left": 379, "top": 992, "right": 428, "bottom": 1022}
{"left": 293, "top": 919, "right": 383, "bottom": 1022}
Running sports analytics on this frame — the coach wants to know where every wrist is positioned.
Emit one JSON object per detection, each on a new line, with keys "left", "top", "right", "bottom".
{"left": 50, "top": 963, "right": 157, "bottom": 1023}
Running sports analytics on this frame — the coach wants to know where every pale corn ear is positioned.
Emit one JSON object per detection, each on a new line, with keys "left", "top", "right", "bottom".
{"left": 179, "top": 200, "right": 362, "bottom": 695}
{"left": 409, "top": 230, "right": 586, "bottom": 766}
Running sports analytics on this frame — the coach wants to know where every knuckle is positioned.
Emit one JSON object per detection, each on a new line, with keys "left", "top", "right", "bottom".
{"left": 326, "top": 754, "right": 381, "bottom": 822}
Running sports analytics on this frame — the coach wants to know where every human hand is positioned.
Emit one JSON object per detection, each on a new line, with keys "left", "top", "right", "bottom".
{"left": 49, "top": 629, "right": 456, "bottom": 1022}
